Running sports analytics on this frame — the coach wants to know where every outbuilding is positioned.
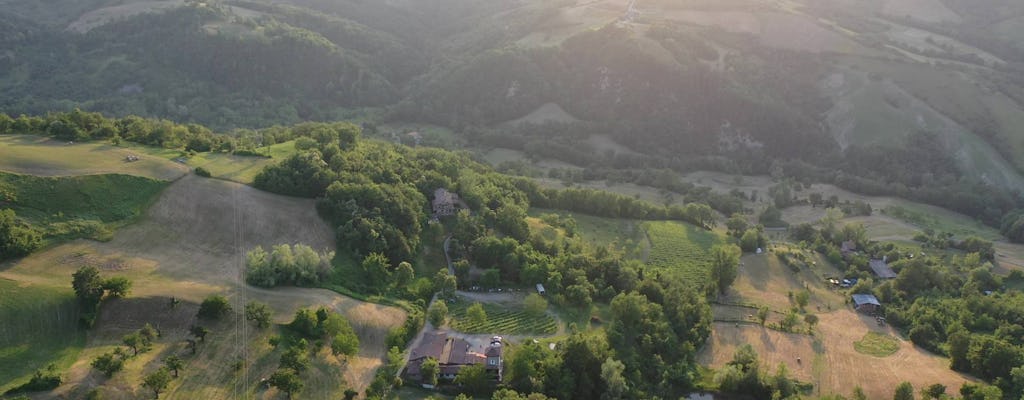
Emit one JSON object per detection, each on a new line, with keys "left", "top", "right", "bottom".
{"left": 852, "top": 294, "right": 881, "bottom": 314}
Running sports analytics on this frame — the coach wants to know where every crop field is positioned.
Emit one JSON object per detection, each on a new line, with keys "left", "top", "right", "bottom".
{"left": 0, "top": 280, "right": 85, "bottom": 393}
{"left": 448, "top": 298, "right": 557, "bottom": 335}
{"left": 642, "top": 221, "right": 721, "bottom": 285}
{"left": 0, "top": 135, "right": 188, "bottom": 180}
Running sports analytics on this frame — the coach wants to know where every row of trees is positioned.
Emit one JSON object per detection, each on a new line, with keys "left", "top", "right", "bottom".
{"left": 245, "top": 244, "right": 333, "bottom": 288}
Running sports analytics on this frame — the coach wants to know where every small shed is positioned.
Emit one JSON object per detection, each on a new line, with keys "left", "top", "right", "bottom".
{"left": 869, "top": 259, "right": 897, "bottom": 279}
{"left": 535, "top": 283, "right": 546, "bottom": 295}
{"left": 852, "top": 294, "right": 881, "bottom": 314}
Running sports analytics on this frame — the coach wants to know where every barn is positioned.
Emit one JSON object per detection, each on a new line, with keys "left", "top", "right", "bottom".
{"left": 852, "top": 294, "right": 881, "bottom": 314}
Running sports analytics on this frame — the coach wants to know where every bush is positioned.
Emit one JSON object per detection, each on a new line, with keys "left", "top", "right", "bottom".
{"left": 194, "top": 166, "right": 211, "bottom": 177}
{"left": 5, "top": 364, "right": 62, "bottom": 394}
{"left": 198, "top": 295, "right": 232, "bottom": 320}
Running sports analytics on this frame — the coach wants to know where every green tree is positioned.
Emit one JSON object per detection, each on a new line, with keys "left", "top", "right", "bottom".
{"left": 739, "top": 229, "right": 761, "bottom": 253}
{"left": 710, "top": 244, "right": 741, "bottom": 295}
{"left": 72, "top": 266, "right": 105, "bottom": 304}
{"left": 804, "top": 314, "right": 819, "bottom": 332}
{"left": 894, "top": 381, "right": 915, "bottom": 400}
{"left": 164, "top": 355, "right": 183, "bottom": 378}
{"left": 361, "top": 253, "right": 392, "bottom": 293}
{"left": 428, "top": 300, "right": 448, "bottom": 327}
{"left": 102, "top": 277, "right": 132, "bottom": 298}
{"left": 197, "top": 295, "right": 231, "bottom": 320}
{"left": 467, "top": 303, "right": 488, "bottom": 326}
{"left": 524, "top": 293, "right": 548, "bottom": 317}
{"left": 780, "top": 311, "right": 800, "bottom": 332}
{"left": 331, "top": 331, "right": 360, "bottom": 358}
{"left": 421, "top": 357, "right": 440, "bottom": 387}
{"left": 482, "top": 268, "right": 501, "bottom": 289}
{"left": 757, "top": 306, "right": 770, "bottom": 326}
{"left": 269, "top": 368, "right": 304, "bottom": 399}
{"left": 395, "top": 261, "right": 415, "bottom": 288}
{"left": 726, "top": 213, "right": 749, "bottom": 238}
{"left": 289, "top": 308, "right": 320, "bottom": 338}
{"left": 189, "top": 325, "right": 209, "bottom": 342}
{"left": 852, "top": 386, "right": 867, "bottom": 400}
{"left": 600, "top": 357, "right": 627, "bottom": 400}
{"left": 0, "top": 209, "right": 40, "bottom": 260}
{"left": 921, "top": 383, "right": 945, "bottom": 399}
{"left": 91, "top": 352, "right": 124, "bottom": 377}
{"left": 794, "top": 290, "right": 810, "bottom": 310}
{"left": 123, "top": 332, "right": 146, "bottom": 356}
{"left": 244, "top": 301, "right": 272, "bottom": 328}
{"left": 142, "top": 367, "right": 172, "bottom": 399}
{"left": 455, "top": 363, "right": 492, "bottom": 397}
{"left": 436, "top": 271, "right": 458, "bottom": 299}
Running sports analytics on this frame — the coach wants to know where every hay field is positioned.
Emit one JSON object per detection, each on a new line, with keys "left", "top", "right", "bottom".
{"left": 702, "top": 248, "right": 973, "bottom": 399}
{"left": 0, "top": 175, "right": 406, "bottom": 397}
{"left": 0, "top": 135, "right": 188, "bottom": 180}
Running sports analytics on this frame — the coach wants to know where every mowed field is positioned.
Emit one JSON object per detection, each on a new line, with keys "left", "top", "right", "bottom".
{"left": 0, "top": 174, "right": 406, "bottom": 397}
{"left": 701, "top": 251, "right": 974, "bottom": 399}
{"left": 0, "top": 135, "right": 189, "bottom": 180}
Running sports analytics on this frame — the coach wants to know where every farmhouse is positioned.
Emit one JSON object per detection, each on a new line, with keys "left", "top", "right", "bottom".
{"left": 852, "top": 294, "right": 881, "bottom": 314}
{"left": 432, "top": 188, "right": 463, "bottom": 217}
{"left": 869, "top": 258, "right": 897, "bottom": 279}
{"left": 405, "top": 333, "right": 504, "bottom": 385}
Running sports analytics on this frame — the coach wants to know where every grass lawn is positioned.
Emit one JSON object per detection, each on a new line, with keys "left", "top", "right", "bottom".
{"left": 448, "top": 297, "right": 557, "bottom": 335}
{"left": 0, "top": 279, "right": 85, "bottom": 393}
{"left": 853, "top": 332, "right": 900, "bottom": 357}
{"left": 0, "top": 171, "right": 168, "bottom": 243}
{"left": 0, "top": 134, "right": 187, "bottom": 180}
{"left": 642, "top": 220, "right": 722, "bottom": 286}
{"left": 130, "top": 140, "right": 298, "bottom": 185}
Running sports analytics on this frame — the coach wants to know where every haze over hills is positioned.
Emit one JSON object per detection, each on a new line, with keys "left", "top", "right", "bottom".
{"left": 4, "top": 2, "right": 1024, "bottom": 399}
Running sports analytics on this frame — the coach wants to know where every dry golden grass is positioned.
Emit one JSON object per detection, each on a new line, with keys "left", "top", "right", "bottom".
{"left": 703, "top": 246, "right": 975, "bottom": 399}
{"left": 1, "top": 175, "right": 406, "bottom": 398}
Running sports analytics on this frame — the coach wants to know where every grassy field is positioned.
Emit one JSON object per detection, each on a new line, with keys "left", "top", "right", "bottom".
{"left": 0, "top": 171, "right": 168, "bottom": 243}
{"left": 448, "top": 297, "right": 557, "bottom": 335}
{"left": 128, "top": 140, "right": 298, "bottom": 185}
{"left": 854, "top": 332, "right": 900, "bottom": 357}
{"left": 528, "top": 208, "right": 647, "bottom": 258}
{"left": 0, "top": 134, "right": 188, "bottom": 180}
{"left": 642, "top": 221, "right": 722, "bottom": 285}
{"left": 0, "top": 175, "right": 406, "bottom": 397}
{"left": 0, "top": 279, "right": 85, "bottom": 393}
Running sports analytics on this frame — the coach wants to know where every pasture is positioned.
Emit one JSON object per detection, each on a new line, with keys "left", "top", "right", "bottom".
{"left": 701, "top": 253, "right": 973, "bottom": 400}
{"left": 0, "top": 171, "right": 168, "bottom": 243}
{"left": 0, "top": 174, "right": 407, "bottom": 396}
{"left": 642, "top": 221, "right": 721, "bottom": 285}
{"left": 0, "top": 280, "right": 85, "bottom": 393}
{"left": 0, "top": 135, "right": 188, "bottom": 180}
{"left": 129, "top": 140, "right": 298, "bottom": 185}
{"left": 448, "top": 298, "right": 558, "bottom": 335}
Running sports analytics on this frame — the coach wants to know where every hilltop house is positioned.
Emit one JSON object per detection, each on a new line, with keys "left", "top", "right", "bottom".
{"left": 432, "top": 188, "right": 463, "bottom": 217}
{"left": 852, "top": 294, "right": 881, "bottom": 314}
{"left": 405, "top": 333, "right": 503, "bottom": 386}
